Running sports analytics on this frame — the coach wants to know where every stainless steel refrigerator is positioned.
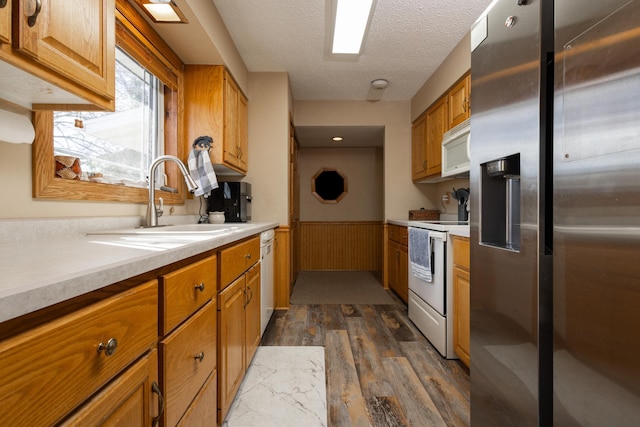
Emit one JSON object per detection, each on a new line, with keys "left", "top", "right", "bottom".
{"left": 469, "top": 0, "right": 640, "bottom": 425}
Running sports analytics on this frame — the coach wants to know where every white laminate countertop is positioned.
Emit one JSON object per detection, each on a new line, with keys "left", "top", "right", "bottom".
{"left": 0, "top": 216, "right": 278, "bottom": 323}
{"left": 387, "top": 219, "right": 470, "bottom": 238}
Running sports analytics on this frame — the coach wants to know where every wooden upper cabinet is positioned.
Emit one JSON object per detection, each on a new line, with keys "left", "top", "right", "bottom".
{"left": 237, "top": 91, "right": 249, "bottom": 171}
{"left": 412, "top": 72, "right": 470, "bottom": 183}
{"left": 13, "top": 0, "right": 115, "bottom": 101}
{"left": 425, "top": 96, "right": 448, "bottom": 177}
{"left": 184, "top": 65, "right": 249, "bottom": 175}
{"left": 0, "top": 1, "right": 10, "bottom": 44}
{"left": 411, "top": 113, "right": 428, "bottom": 180}
{"left": 448, "top": 74, "right": 471, "bottom": 129}
{"left": 412, "top": 96, "right": 448, "bottom": 182}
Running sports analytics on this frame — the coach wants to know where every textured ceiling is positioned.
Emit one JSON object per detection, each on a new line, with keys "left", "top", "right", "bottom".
{"left": 212, "top": 0, "right": 494, "bottom": 102}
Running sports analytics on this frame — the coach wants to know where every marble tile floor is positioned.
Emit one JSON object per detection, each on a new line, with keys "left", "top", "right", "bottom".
{"left": 222, "top": 346, "right": 327, "bottom": 427}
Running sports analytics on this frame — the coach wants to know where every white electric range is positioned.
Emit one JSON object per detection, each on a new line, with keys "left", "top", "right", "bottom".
{"left": 407, "top": 220, "right": 469, "bottom": 359}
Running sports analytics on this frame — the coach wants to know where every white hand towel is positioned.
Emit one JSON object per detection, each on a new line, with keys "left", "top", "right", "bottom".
{"left": 409, "top": 227, "right": 432, "bottom": 282}
{"left": 188, "top": 149, "right": 218, "bottom": 197}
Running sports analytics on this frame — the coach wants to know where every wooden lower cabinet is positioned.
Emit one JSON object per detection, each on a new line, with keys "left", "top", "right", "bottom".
{"left": 452, "top": 236, "right": 471, "bottom": 367}
{"left": 244, "top": 264, "right": 261, "bottom": 369}
{"left": 217, "top": 237, "right": 262, "bottom": 424}
{"left": 160, "top": 301, "right": 217, "bottom": 426}
{"left": 0, "top": 281, "right": 158, "bottom": 426}
{"left": 387, "top": 225, "right": 408, "bottom": 302}
{"left": 62, "top": 350, "right": 160, "bottom": 426}
{"left": 217, "top": 275, "right": 246, "bottom": 422}
{"left": 177, "top": 372, "right": 218, "bottom": 427}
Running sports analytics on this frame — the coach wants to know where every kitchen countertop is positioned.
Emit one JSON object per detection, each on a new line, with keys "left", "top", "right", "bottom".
{"left": 387, "top": 219, "right": 470, "bottom": 238}
{"left": 0, "top": 216, "right": 278, "bottom": 323}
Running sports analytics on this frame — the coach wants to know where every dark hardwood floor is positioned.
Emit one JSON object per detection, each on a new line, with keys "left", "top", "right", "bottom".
{"left": 260, "top": 290, "right": 470, "bottom": 426}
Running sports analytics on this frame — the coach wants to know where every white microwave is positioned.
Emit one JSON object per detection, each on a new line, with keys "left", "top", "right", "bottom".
{"left": 441, "top": 118, "right": 470, "bottom": 178}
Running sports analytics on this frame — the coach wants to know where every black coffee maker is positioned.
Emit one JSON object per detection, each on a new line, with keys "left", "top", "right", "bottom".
{"left": 208, "top": 182, "right": 252, "bottom": 222}
{"left": 452, "top": 188, "right": 470, "bottom": 221}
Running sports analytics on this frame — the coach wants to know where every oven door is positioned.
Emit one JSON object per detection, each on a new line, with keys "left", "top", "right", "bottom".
{"left": 408, "top": 229, "right": 446, "bottom": 315}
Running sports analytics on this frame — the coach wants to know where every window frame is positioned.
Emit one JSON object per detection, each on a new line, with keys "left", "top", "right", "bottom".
{"left": 32, "top": 0, "right": 186, "bottom": 205}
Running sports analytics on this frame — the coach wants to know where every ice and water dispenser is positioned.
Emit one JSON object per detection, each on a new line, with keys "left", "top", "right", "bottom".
{"left": 481, "top": 153, "right": 521, "bottom": 251}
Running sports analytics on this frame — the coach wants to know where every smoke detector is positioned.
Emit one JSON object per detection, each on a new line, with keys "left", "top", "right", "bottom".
{"left": 370, "top": 78, "right": 388, "bottom": 90}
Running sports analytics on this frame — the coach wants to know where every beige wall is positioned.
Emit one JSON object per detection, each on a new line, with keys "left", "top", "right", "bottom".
{"left": 299, "top": 147, "right": 383, "bottom": 222}
{"left": 294, "top": 100, "right": 439, "bottom": 220}
{"left": 411, "top": 32, "right": 471, "bottom": 121}
{"left": 244, "top": 72, "right": 291, "bottom": 225}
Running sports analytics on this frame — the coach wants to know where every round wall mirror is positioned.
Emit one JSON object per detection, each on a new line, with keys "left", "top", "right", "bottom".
{"left": 312, "top": 168, "right": 348, "bottom": 203}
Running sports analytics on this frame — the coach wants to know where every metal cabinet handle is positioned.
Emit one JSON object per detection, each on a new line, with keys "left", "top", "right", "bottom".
{"left": 245, "top": 253, "right": 252, "bottom": 260}
{"left": 246, "top": 285, "right": 253, "bottom": 305}
{"left": 462, "top": 97, "right": 468, "bottom": 113}
{"left": 194, "top": 282, "right": 205, "bottom": 292}
{"left": 194, "top": 352, "right": 205, "bottom": 362}
{"left": 151, "top": 381, "right": 165, "bottom": 427}
{"left": 97, "top": 338, "right": 118, "bottom": 356}
{"left": 28, "top": 0, "right": 42, "bottom": 27}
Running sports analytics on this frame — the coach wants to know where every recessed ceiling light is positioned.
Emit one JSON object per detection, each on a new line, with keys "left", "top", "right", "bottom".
{"left": 332, "top": 136, "right": 343, "bottom": 142}
{"left": 331, "top": 0, "right": 377, "bottom": 54}
{"left": 135, "top": 0, "right": 188, "bottom": 23}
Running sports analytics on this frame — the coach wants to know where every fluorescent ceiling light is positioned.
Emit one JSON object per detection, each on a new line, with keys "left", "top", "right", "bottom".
{"left": 331, "top": 0, "right": 376, "bottom": 54}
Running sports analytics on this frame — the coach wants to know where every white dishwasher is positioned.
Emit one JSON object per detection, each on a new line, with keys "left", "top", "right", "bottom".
{"left": 260, "top": 229, "right": 275, "bottom": 336}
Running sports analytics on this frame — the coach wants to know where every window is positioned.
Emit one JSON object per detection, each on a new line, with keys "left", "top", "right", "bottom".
{"left": 312, "top": 168, "right": 348, "bottom": 203}
{"left": 53, "top": 48, "right": 163, "bottom": 186}
{"left": 33, "top": 1, "right": 184, "bottom": 205}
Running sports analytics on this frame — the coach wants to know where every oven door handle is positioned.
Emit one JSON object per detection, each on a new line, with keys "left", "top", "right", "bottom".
{"left": 430, "top": 249, "right": 435, "bottom": 275}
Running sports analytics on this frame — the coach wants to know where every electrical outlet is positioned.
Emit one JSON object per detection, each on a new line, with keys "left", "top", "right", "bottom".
{"left": 442, "top": 193, "right": 450, "bottom": 204}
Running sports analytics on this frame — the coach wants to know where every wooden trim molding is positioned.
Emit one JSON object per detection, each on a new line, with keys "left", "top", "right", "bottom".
{"left": 274, "top": 226, "right": 291, "bottom": 310}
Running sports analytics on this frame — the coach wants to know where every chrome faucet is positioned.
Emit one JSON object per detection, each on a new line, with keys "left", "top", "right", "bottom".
{"left": 146, "top": 155, "right": 198, "bottom": 227}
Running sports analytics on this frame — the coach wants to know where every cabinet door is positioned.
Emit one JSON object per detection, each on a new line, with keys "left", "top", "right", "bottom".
{"left": 237, "top": 91, "right": 249, "bottom": 172}
{"left": 388, "top": 240, "right": 399, "bottom": 295}
{"left": 223, "top": 74, "right": 240, "bottom": 167}
{"left": 398, "top": 244, "right": 409, "bottom": 303}
{"left": 217, "top": 275, "right": 246, "bottom": 423}
{"left": 244, "top": 264, "right": 261, "bottom": 369}
{"left": 14, "top": 0, "right": 115, "bottom": 99}
{"left": 0, "top": 0, "right": 10, "bottom": 44}
{"left": 61, "top": 350, "right": 160, "bottom": 427}
{"left": 453, "top": 266, "right": 470, "bottom": 367}
{"left": 448, "top": 74, "right": 471, "bottom": 129}
{"left": 425, "top": 96, "right": 448, "bottom": 177}
{"left": 411, "top": 114, "right": 428, "bottom": 180}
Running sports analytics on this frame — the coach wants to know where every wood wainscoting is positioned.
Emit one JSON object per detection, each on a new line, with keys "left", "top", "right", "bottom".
{"left": 299, "top": 222, "right": 383, "bottom": 272}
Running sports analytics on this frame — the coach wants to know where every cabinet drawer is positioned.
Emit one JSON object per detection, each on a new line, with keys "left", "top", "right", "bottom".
{"left": 0, "top": 281, "right": 158, "bottom": 426}
{"left": 160, "top": 301, "right": 217, "bottom": 427}
{"left": 161, "top": 255, "right": 217, "bottom": 335}
{"left": 388, "top": 224, "right": 408, "bottom": 245}
{"left": 177, "top": 371, "right": 217, "bottom": 427}
{"left": 219, "top": 236, "right": 260, "bottom": 289}
{"left": 453, "top": 236, "right": 470, "bottom": 270}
